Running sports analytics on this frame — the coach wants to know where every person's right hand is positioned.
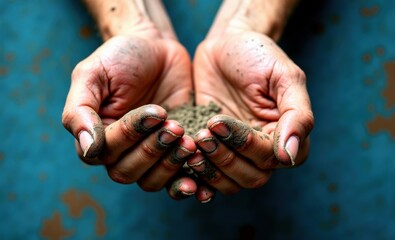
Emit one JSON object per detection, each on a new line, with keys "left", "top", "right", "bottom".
{"left": 61, "top": 28, "right": 197, "bottom": 192}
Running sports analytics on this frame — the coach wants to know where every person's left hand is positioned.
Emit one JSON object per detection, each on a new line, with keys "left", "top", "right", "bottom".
{"left": 190, "top": 30, "right": 314, "bottom": 195}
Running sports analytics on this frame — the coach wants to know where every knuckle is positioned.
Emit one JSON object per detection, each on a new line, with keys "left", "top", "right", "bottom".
{"left": 215, "top": 151, "right": 237, "bottom": 169}
{"left": 61, "top": 110, "right": 73, "bottom": 131}
{"left": 243, "top": 173, "right": 271, "bottom": 189}
{"left": 138, "top": 182, "right": 162, "bottom": 192}
{"left": 236, "top": 132, "right": 255, "bottom": 152}
{"left": 141, "top": 141, "right": 161, "bottom": 159}
{"left": 120, "top": 117, "right": 140, "bottom": 141}
{"left": 289, "top": 65, "right": 306, "bottom": 83}
{"left": 107, "top": 169, "right": 134, "bottom": 184}
{"left": 221, "top": 186, "right": 241, "bottom": 196}
{"left": 304, "top": 110, "right": 315, "bottom": 131}
{"left": 161, "top": 159, "right": 182, "bottom": 172}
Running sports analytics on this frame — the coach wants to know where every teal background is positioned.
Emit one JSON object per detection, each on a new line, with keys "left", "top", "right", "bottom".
{"left": 1, "top": 0, "right": 394, "bottom": 239}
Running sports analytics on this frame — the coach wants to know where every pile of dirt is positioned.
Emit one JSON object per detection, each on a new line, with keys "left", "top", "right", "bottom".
{"left": 167, "top": 101, "right": 221, "bottom": 136}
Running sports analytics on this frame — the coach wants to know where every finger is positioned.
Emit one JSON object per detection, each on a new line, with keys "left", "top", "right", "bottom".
{"left": 187, "top": 151, "right": 240, "bottom": 195}
{"left": 207, "top": 115, "right": 279, "bottom": 169}
{"left": 195, "top": 183, "right": 216, "bottom": 204}
{"left": 273, "top": 71, "right": 314, "bottom": 165}
{"left": 195, "top": 130, "right": 272, "bottom": 189}
{"left": 167, "top": 176, "right": 198, "bottom": 200}
{"left": 275, "top": 137, "right": 311, "bottom": 169}
{"left": 62, "top": 59, "right": 108, "bottom": 163}
{"left": 101, "top": 105, "right": 167, "bottom": 164}
{"left": 106, "top": 120, "right": 183, "bottom": 184}
{"left": 137, "top": 135, "right": 197, "bottom": 191}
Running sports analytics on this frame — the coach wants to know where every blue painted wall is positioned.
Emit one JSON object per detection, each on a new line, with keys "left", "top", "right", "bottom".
{"left": 1, "top": 0, "right": 394, "bottom": 239}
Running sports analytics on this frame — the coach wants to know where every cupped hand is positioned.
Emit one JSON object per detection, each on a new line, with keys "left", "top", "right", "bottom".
{"left": 62, "top": 31, "right": 201, "bottom": 194}
{"left": 191, "top": 31, "right": 314, "bottom": 194}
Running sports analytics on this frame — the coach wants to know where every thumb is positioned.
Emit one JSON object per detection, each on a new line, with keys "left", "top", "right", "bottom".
{"left": 62, "top": 60, "right": 106, "bottom": 163}
{"left": 273, "top": 79, "right": 314, "bottom": 166}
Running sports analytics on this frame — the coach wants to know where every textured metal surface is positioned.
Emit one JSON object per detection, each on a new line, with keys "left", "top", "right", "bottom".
{"left": 1, "top": 0, "right": 394, "bottom": 239}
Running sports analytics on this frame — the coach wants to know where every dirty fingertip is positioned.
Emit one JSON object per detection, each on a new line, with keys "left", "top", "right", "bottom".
{"left": 274, "top": 129, "right": 298, "bottom": 166}
{"left": 78, "top": 124, "right": 104, "bottom": 159}
{"left": 196, "top": 185, "right": 216, "bottom": 204}
{"left": 167, "top": 177, "right": 197, "bottom": 200}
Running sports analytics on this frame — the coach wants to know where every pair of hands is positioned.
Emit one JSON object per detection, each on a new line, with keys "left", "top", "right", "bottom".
{"left": 62, "top": 19, "right": 314, "bottom": 203}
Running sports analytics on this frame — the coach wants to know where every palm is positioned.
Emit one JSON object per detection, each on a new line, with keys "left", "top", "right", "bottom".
{"left": 79, "top": 35, "right": 193, "bottom": 125}
{"left": 193, "top": 32, "right": 295, "bottom": 131}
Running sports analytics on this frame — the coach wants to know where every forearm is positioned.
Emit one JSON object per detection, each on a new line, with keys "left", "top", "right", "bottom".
{"left": 83, "top": 0, "right": 175, "bottom": 40}
{"left": 207, "top": 0, "right": 299, "bottom": 41}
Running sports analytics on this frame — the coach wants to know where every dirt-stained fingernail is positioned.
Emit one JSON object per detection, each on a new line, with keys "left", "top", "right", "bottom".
{"left": 285, "top": 135, "right": 299, "bottom": 166}
{"left": 159, "top": 130, "right": 180, "bottom": 145}
{"left": 196, "top": 185, "right": 216, "bottom": 204}
{"left": 143, "top": 116, "right": 164, "bottom": 129}
{"left": 169, "top": 178, "right": 195, "bottom": 200}
{"left": 78, "top": 130, "right": 93, "bottom": 157}
{"left": 170, "top": 146, "right": 194, "bottom": 164}
{"left": 197, "top": 138, "right": 218, "bottom": 153}
{"left": 210, "top": 122, "right": 231, "bottom": 138}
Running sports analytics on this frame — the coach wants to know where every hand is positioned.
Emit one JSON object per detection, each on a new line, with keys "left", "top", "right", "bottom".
{"left": 62, "top": 30, "right": 199, "bottom": 192}
{"left": 191, "top": 30, "right": 314, "bottom": 194}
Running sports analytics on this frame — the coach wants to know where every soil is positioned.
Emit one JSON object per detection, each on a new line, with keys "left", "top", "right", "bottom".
{"left": 167, "top": 101, "right": 221, "bottom": 136}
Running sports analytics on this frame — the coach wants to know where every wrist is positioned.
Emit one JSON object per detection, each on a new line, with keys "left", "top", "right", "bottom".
{"left": 207, "top": 0, "right": 299, "bottom": 41}
{"left": 84, "top": 0, "right": 175, "bottom": 40}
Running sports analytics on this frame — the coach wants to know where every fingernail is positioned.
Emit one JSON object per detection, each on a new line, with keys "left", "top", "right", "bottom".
{"left": 171, "top": 146, "right": 194, "bottom": 164}
{"left": 180, "top": 191, "right": 195, "bottom": 196}
{"left": 200, "top": 198, "right": 212, "bottom": 204}
{"left": 198, "top": 138, "right": 218, "bottom": 153}
{"left": 143, "top": 116, "right": 163, "bottom": 129}
{"left": 78, "top": 130, "right": 93, "bottom": 157}
{"left": 175, "top": 146, "right": 193, "bottom": 159}
{"left": 285, "top": 136, "right": 299, "bottom": 166}
{"left": 210, "top": 122, "right": 230, "bottom": 138}
{"left": 159, "top": 130, "right": 180, "bottom": 145}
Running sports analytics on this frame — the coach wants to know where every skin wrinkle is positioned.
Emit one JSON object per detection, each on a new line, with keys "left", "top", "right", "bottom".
{"left": 203, "top": 55, "right": 246, "bottom": 119}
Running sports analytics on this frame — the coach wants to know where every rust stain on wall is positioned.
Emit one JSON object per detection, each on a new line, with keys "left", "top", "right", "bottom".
{"left": 367, "top": 61, "right": 395, "bottom": 138}
{"left": 360, "top": 5, "right": 380, "bottom": 17}
{"left": 41, "top": 211, "right": 74, "bottom": 240}
{"left": 0, "top": 67, "right": 8, "bottom": 76}
{"left": 367, "top": 115, "right": 395, "bottom": 138}
{"left": 32, "top": 48, "right": 51, "bottom": 74}
{"left": 62, "top": 189, "right": 107, "bottom": 237}
{"left": 382, "top": 61, "right": 395, "bottom": 108}
{"left": 362, "top": 53, "right": 372, "bottom": 63}
{"left": 376, "top": 47, "right": 385, "bottom": 56}
{"left": 79, "top": 26, "right": 93, "bottom": 39}
{"left": 7, "top": 192, "right": 16, "bottom": 201}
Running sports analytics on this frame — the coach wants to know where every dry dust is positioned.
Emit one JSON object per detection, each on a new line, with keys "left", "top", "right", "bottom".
{"left": 167, "top": 101, "right": 221, "bottom": 136}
